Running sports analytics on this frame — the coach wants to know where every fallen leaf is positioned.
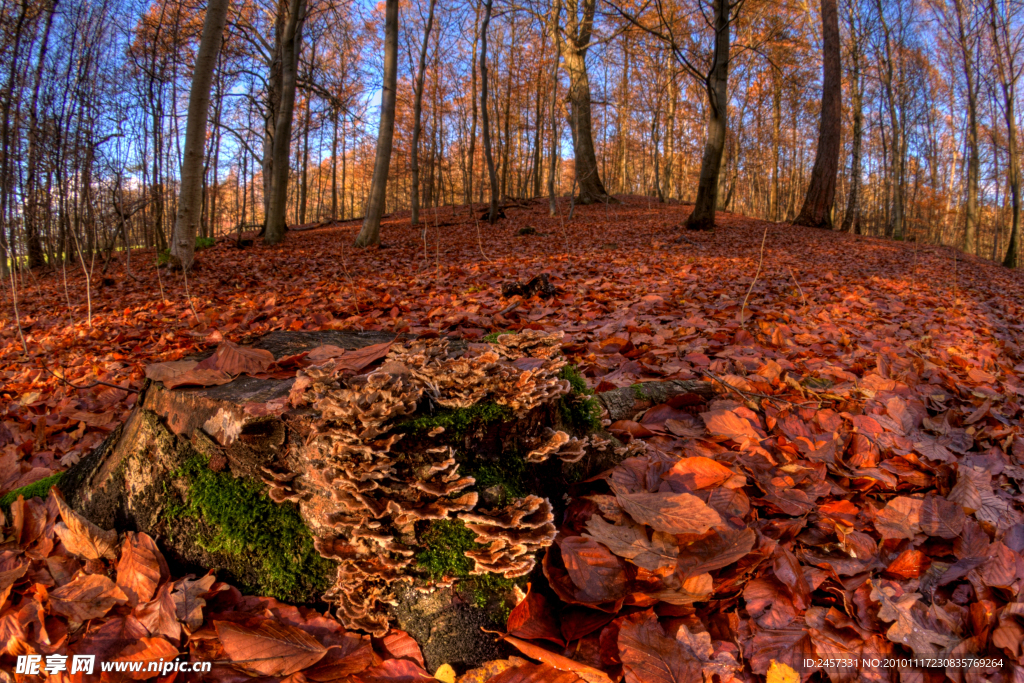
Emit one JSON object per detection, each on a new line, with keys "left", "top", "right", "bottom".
{"left": 215, "top": 619, "right": 328, "bottom": 676}
{"left": 560, "top": 536, "right": 631, "bottom": 603}
{"left": 117, "top": 531, "right": 167, "bottom": 605}
{"left": 110, "top": 637, "right": 179, "bottom": 680}
{"left": 196, "top": 340, "right": 275, "bottom": 375}
{"left": 50, "top": 488, "right": 118, "bottom": 560}
{"left": 49, "top": 573, "right": 128, "bottom": 622}
{"left": 766, "top": 659, "right": 800, "bottom": 683}
{"left": 617, "top": 609, "right": 702, "bottom": 683}
{"left": 583, "top": 516, "right": 678, "bottom": 571}
{"left": 616, "top": 491, "right": 722, "bottom": 535}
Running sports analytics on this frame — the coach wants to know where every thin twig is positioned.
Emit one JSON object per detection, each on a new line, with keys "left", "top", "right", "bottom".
{"left": 498, "top": 299, "right": 521, "bottom": 316}
{"left": 700, "top": 368, "right": 822, "bottom": 409}
{"left": 787, "top": 265, "right": 806, "bottom": 306}
{"left": 473, "top": 210, "right": 492, "bottom": 262}
{"left": 182, "top": 268, "right": 200, "bottom": 323}
{"left": 39, "top": 363, "right": 140, "bottom": 394}
{"left": 740, "top": 224, "right": 769, "bottom": 325}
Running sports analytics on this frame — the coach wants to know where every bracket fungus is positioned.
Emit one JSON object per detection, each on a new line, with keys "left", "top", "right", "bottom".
{"left": 264, "top": 332, "right": 595, "bottom": 635}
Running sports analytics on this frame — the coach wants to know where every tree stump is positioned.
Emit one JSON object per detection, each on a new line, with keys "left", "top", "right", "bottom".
{"left": 52, "top": 330, "right": 708, "bottom": 671}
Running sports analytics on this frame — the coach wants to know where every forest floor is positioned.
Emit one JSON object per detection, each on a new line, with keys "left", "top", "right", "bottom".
{"left": 3, "top": 196, "right": 1024, "bottom": 681}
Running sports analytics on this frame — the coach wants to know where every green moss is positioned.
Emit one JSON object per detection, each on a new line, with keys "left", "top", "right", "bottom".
{"left": 0, "top": 473, "right": 64, "bottom": 510}
{"left": 482, "top": 330, "right": 515, "bottom": 343}
{"left": 414, "top": 519, "right": 520, "bottom": 622}
{"left": 169, "top": 453, "right": 334, "bottom": 601}
{"left": 467, "top": 451, "right": 528, "bottom": 505}
{"left": 395, "top": 402, "right": 513, "bottom": 438}
{"left": 631, "top": 383, "right": 645, "bottom": 399}
{"left": 559, "top": 365, "right": 601, "bottom": 433}
{"left": 468, "top": 573, "right": 518, "bottom": 620}
{"left": 415, "top": 519, "right": 478, "bottom": 580}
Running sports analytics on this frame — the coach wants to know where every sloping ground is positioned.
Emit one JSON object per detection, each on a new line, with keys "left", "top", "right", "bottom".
{"left": 3, "top": 197, "right": 1024, "bottom": 681}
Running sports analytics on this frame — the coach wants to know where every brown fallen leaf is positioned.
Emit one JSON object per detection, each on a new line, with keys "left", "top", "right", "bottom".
{"left": 873, "top": 496, "right": 923, "bottom": 540}
{"left": 50, "top": 489, "right": 118, "bottom": 561}
{"left": 484, "top": 661, "right": 585, "bottom": 683}
{"left": 616, "top": 609, "right": 703, "bottom": 683}
{"left": 49, "top": 573, "right": 128, "bottom": 622}
{"left": 616, "top": 491, "right": 722, "bottom": 535}
{"left": 144, "top": 360, "right": 198, "bottom": 384}
{"left": 583, "top": 516, "right": 678, "bottom": 572}
{"left": 134, "top": 583, "right": 181, "bottom": 644}
{"left": 503, "top": 635, "right": 613, "bottom": 683}
{"left": 110, "top": 637, "right": 179, "bottom": 680}
{"left": 116, "top": 531, "right": 167, "bottom": 605}
{"left": 306, "top": 340, "right": 393, "bottom": 371}
{"left": 560, "top": 536, "right": 631, "bottom": 603}
{"left": 216, "top": 619, "right": 328, "bottom": 676}
{"left": 507, "top": 584, "right": 564, "bottom": 645}
{"left": 869, "top": 580, "right": 958, "bottom": 656}
{"left": 172, "top": 573, "right": 217, "bottom": 630}
{"left": 196, "top": 340, "right": 275, "bottom": 375}
{"left": 701, "top": 409, "right": 762, "bottom": 442}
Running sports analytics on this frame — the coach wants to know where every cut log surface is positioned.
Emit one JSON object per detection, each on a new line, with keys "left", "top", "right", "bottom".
{"left": 58, "top": 330, "right": 664, "bottom": 671}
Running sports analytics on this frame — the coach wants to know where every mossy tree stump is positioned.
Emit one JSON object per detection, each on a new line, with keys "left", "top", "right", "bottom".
{"left": 53, "top": 330, "right": 668, "bottom": 671}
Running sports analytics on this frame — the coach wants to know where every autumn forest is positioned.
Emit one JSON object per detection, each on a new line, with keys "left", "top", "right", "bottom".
{"left": 3, "top": 0, "right": 1024, "bottom": 681}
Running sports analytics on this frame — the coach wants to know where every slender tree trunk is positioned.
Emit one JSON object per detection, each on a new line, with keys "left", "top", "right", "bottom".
{"left": 989, "top": 0, "right": 1020, "bottom": 267}
{"left": 23, "top": 0, "right": 57, "bottom": 269}
{"left": 685, "top": 0, "right": 731, "bottom": 231}
{"left": 466, "top": 2, "right": 481, "bottom": 210}
{"left": 557, "top": 0, "right": 609, "bottom": 204}
{"left": 411, "top": 0, "right": 437, "bottom": 226}
{"left": 532, "top": 30, "right": 548, "bottom": 198}
{"left": 794, "top": 0, "right": 842, "bottom": 229}
{"left": 480, "top": 0, "right": 500, "bottom": 223}
{"left": 169, "top": 0, "right": 230, "bottom": 270}
{"left": 265, "top": 0, "right": 308, "bottom": 244}
{"left": 356, "top": 0, "right": 399, "bottom": 246}
{"left": 950, "top": 0, "right": 980, "bottom": 255}
{"left": 662, "top": 76, "right": 676, "bottom": 201}
{"left": 548, "top": 0, "right": 562, "bottom": 216}
{"left": 841, "top": 2, "right": 863, "bottom": 235}
{"left": 331, "top": 109, "right": 339, "bottom": 220}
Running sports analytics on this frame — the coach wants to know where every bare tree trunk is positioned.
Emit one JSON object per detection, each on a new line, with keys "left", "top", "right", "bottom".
{"left": 989, "top": 0, "right": 1020, "bottom": 267}
{"left": 466, "top": 2, "right": 481, "bottom": 210}
{"left": 531, "top": 29, "right": 548, "bottom": 198}
{"left": 168, "top": 0, "right": 229, "bottom": 270}
{"left": 480, "top": 0, "right": 500, "bottom": 223}
{"left": 662, "top": 76, "right": 676, "bottom": 201}
{"left": 841, "top": 0, "right": 863, "bottom": 235}
{"left": 685, "top": 0, "right": 731, "bottom": 231}
{"left": 548, "top": 0, "right": 562, "bottom": 216}
{"left": 331, "top": 108, "right": 339, "bottom": 220}
{"left": 356, "top": 0, "right": 399, "bottom": 246}
{"left": 411, "top": 0, "right": 437, "bottom": 227}
{"left": 794, "top": 0, "right": 842, "bottom": 229}
{"left": 265, "top": 0, "right": 308, "bottom": 244}
{"left": 556, "top": 0, "right": 610, "bottom": 204}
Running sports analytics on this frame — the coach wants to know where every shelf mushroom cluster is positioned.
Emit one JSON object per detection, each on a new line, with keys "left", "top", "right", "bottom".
{"left": 272, "top": 332, "right": 580, "bottom": 635}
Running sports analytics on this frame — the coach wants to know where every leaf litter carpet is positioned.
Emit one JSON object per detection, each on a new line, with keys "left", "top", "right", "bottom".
{"left": 3, "top": 197, "right": 1024, "bottom": 682}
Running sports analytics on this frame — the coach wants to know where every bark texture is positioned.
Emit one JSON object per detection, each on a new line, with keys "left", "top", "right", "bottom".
{"left": 685, "top": 0, "right": 731, "bottom": 231}
{"left": 169, "top": 0, "right": 229, "bottom": 269}
{"left": 794, "top": 0, "right": 842, "bottom": 230}
{"left": 264, "top": 0, "right": 308, "bottom": 244}
{"left": 356, "top": 0, "right": 399, "bottom": 247}
{"left": 556, "top": 0, "right": 610, "bottom": 205}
